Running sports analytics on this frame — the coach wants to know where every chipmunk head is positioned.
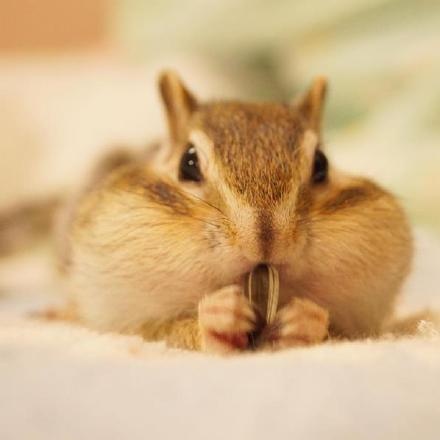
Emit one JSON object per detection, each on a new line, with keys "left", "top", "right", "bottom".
{"left": 158, "top": 70, "right": 328, "bottom": 266}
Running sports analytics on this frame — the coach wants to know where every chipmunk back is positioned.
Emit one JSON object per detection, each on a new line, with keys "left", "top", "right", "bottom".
{"left": 59, "top": 71, "right": 412, "bottom": 354}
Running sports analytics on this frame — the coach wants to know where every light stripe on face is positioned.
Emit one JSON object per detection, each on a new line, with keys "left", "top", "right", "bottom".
{"left": 183, "top": 116, "right": 319, "bottom": 265}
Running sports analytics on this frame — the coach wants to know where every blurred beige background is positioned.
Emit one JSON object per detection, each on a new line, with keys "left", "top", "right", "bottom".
{"left": 0, "top": 0, "right": 439, "bottom": 234}
{"left": 1, "top": 8, "right": 440, "bottom": 438}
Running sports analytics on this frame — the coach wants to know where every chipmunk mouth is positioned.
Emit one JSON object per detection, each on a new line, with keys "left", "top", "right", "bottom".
{"left": 232, "top": 260, "right": 285, "bottom": 286}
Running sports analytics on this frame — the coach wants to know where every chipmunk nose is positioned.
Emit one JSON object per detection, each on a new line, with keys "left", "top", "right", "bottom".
{"left": 233, "top": 209, "right": 276, "bottom": 264}
{"left": 227, "top": 199, "right": 293, "bottom": 265}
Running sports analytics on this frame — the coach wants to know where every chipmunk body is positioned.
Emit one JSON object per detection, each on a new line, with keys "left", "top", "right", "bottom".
{"left": 59, "top": 72, "right": 412, "bottom": 353}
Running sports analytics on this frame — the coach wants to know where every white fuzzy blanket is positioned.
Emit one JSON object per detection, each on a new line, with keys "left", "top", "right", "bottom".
{"left": 1, "top": 230, "right": 440, "bottom": 440}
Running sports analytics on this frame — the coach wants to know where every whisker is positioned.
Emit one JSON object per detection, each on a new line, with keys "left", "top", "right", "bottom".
{"left": 187, "top": 193, "right": 227, "bottom": 217}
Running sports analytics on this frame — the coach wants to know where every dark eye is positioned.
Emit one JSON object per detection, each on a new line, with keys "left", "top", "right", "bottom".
{"left": 179, "top": 143, "right": 202, "bottom": 182}
{"left": 312, "top": 150, "right": 328, "bottom": 184}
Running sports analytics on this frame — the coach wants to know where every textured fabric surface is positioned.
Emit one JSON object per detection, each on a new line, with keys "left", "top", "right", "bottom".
{"left": 1, "top": 230, "right": 440, "bottom": 440}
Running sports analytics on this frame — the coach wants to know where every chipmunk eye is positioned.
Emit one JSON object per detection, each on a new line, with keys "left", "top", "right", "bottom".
{"left": 312, "top": 150, "right": 328, "bottom": 184}
{"left": 179, "top": 143, "right": 202, "bottom": 182}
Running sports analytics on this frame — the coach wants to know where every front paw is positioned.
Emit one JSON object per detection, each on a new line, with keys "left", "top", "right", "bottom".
{"left": 198, "top": 285, "right": 258, "bottom": 355}
{"left": 262, "top": 298, "right": 329, "bottom": 350}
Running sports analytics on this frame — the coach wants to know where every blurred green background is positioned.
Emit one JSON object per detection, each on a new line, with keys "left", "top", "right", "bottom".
{"left": 0, "top": 0, "right": 439, "bottom": 232}
{"left": 117, "top": 0, "right": 440, "bottom": 231}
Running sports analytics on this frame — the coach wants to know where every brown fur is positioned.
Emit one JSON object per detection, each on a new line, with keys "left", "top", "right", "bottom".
{"left": 117, "top": 167, "right": 194, "bottom": 217}
{"left": 56, "top": 71, "right": 413, "bottom": 354}
{"left": 319, "top": 179, "right": 384, "bottom": 214}
{"left": 195, "top": 102, "right": 303, "bottom": 205}
{"left": 0, "top": 197, "right": 60, "bottom": 257}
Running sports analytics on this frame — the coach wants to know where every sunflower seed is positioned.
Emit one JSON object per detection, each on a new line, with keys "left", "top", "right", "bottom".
{"left": 245, "top": 264, "right": 280, "bottom": 325}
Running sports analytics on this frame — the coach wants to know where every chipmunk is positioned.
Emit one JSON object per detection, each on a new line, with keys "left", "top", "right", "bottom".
{"left": 51, "top": 71, "right": 413, "bottom": 354}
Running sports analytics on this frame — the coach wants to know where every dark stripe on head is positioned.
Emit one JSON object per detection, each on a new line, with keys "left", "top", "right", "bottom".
{"left": 258, "top": 211, "right": 274, "bottom": 260}
{"left": 120, "top": 167, "right": 191, "bottom": 216}
{"left": 320, "top": 182, "right": 382, "bottom": 214}
{"left": 194, "top": 102, "right": 304, "bottom": 207}
{"left": 143, "top": 181, "right": 191, "bottom": 215}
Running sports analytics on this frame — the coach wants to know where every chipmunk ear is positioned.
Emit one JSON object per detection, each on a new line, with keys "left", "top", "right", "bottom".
{"left": 158, "top": 70, "right": 198, "bottom": 144}
{"left": 293, "top": 77, "right": 327, "bottom": 134}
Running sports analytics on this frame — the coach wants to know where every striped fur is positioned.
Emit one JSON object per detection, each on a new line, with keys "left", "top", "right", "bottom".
{"left": 59, "top": 71, "right": 413, "bottom": 352}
